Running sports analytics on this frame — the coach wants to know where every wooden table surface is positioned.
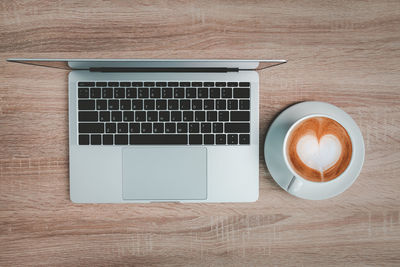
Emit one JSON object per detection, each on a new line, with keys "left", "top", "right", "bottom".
{"left": 1, "top": 0, "right": 399, "bottom": 266}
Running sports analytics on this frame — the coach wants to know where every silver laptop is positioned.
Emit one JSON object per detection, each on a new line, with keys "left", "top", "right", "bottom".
{"left": 7, "top": 59, "right": 286, "bottom": 203}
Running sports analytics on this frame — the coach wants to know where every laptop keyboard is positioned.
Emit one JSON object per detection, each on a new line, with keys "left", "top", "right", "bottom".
{"left": 77, "top": 81, "right": 251, "bottom": 145}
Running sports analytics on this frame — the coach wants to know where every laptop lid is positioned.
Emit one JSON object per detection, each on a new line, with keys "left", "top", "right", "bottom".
{"left": 7, "top": 58, "right": 286, "bottom": 71}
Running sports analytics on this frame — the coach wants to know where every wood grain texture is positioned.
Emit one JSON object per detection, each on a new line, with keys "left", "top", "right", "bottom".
{"left": 1, "top": 0, "right": 399, "bottom": 266}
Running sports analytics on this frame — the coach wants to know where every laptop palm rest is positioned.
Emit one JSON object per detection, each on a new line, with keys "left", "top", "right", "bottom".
{"left": 122, "top": 147, "right": 207, "bottom": 200}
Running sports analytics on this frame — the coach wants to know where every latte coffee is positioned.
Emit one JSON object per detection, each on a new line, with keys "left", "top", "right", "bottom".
{"left": 285, "top": 116, "right": 352, "bottom": 182}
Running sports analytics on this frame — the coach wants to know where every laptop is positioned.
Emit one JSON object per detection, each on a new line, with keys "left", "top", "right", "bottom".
{"left": 7, "top": 59, "right": 286, "bottom": 203}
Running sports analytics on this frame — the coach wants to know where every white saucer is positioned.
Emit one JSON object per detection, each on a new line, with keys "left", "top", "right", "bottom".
{"left": 264, "top": 101, "right": 365, "bottom": 200}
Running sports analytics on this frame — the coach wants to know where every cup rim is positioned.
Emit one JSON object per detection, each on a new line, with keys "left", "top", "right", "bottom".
{"left": 282, "top": 114, "right": 355, "bottom": 184}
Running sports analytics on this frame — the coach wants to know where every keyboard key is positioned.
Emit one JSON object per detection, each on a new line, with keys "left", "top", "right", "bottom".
{"left": 201, "top": 123, "right": 211, "bottom": 133}
{"left": 216, "top": 134, "right": 226, "bottom": 144}
{"left": 132, "top": 100, "right": 143, "bottom": 110}
{"left": 115, "top": 134, "right": 128, "bottom": 145}
{"left": 225, "top": 123, "right": 250, "bottom": 133}
{"left": 189, "top": 123, "right": 199, "bottom": 133}
{"left": 138, "top": 88, "right": 149, "bottom": 98}
{"left": 216, "top": 82, "right": 226, "bottom": 87}
{"left": 123, "top": 111, "right": 134, "bottom": 121}
{"left": 108, "top": 82, "right": 119, "bottom": 87}
{"left": 239, "top": 82, "right": 250, "bottom": 87}
{"left": 174, "top": 88, "right": 184, "bottom": 98}
{"left": 192, "top": 82, "right": 202, "bottom": 87}
{"left": 135, "top": 111, "right": 146, "bottom": 121}
{"left": 99, "top": 111, "right": 110, "bottom": 121}
{"left": 96, "top": 82, "right": 107, "bottom": 87}
{"left": 189, "top": 134, "right": 202, "bottom": 144}
{"left": 204, "top": 134, "right": 214, "bottom": 144}
{"left": 218, "top": 111, "right": 229, "bottom": 121}
{"left": 239, "top": 134, "right": 250, "bottom": 144}
{"left": 207, "top": 111, "right": 217, "bottom": 121}
{"left": 210, "top": 88, "right": 220, "bottom": 98}
{"left": 159, "top": 111, "right": 170, "bottom": 121}
{"left": 156, "top": 82, "right": 167, "bottom": 87}
{"left": 227, "top": 99, "right": 238, "bottom": 110}
{"left": 204, "top": 82, "right": 214, "bottom": 87}
{"left": 126, "top": 88, "right": 137, "bottom": 98}
{"left": 198, "top": 88, "right": 208, "bottom": 98}
{"left": 132, "top": 82, "right": 143, "bottom": 87}
{"left": 231, "top": 111, "right": 250, "bottom": 121}
{"left": 79, "top": 111, "right": 98, "bottom": 122}
{"left": 78, "top": 88, "right": 89, "bottom": 98}
{"left": 130, "top": 134, "right": 187, "bottom": 145}
{"left": 105, "top": 123, "right": 116, "bottom": 133}
{"left": 203, "top": 100, "right": 214, "bottom": 110}
{"left": 103, "top": 134, "right": 113, "bottom": 145}
{"left": 216, "top": 100, "right": 226, "bottom": 110}
{"left": 144, "top": 82, "right": 155, "bottom": 87}
{"left": 144, "top": 100, "right": 155, "bottom": 110}
{"left": 195, "top": 111, "right": 205, "bottom": 121}
{"left": 129, "top": 123, "right": 140, "bottom": 133}
{"left": 141, "top": 123, "right": 152, "bottom": 133}
{"left": 79, "top": 123, "right": 104, "bottom": 133}
{"left": 90, "top": 88, "right": 101, "bottom": 98}
{"left": 228, "top": 134, "right": 238, "bottom": 145}
{"left": 227, "top": 82, "right": 238, "bottom": 87}
{"left": 186, "top": 88, "right": 196, "bottom": 98}
{"left": 213, "top": 123, "right": 223, "bottom": 133}
{"left": 108, "top": 100, "right": 119, "bottom": 110}
{"left": 96, "top": 100, "right": 107, "bottom": 110}
{"left": 180, "top": 100, "right": 190, "bottom": 110}
{"left": 168, "top": 82, "right": 178, "bottom": 87}
{"left": 183, "top": 111, "right": 193, "bottom": 121}
{"left": 177, "top": 123, "right": 188, "bottom": 133}
{"left": 180, "top": 82, "right": 190, "bottom": 87}
{"left": 111, "top": 111, "right": 122, "bottom": 121}
{"left": 147, "top": 111, "right": 158, "bottom": 121}
{"left": 120, "top": 100, "right": 131, "bottom": 110}
{"left": 102, "top": 88, "right": 113, "bottom": 98}
{"left": 239, "top": 100, "right": 250, "bottom": 110}
{"left": 150, "top": 88, "right": 161, "bottom": 98}
{"left": 192, "top": 100, "right": 202, "bottom": 110}
{"left": 120, "top": 82, "right": 131, "bottom": 87}
{"left": 165, "top": 123, "right": 176, "bottom": 133}
{"left": 234, "top": 88, "right": 250, "bottom": 98}
{"left": 162, "top": 88, "right": 173, "bottom": 98}
{"left": 78, "top": 82, "right": 95, "bottom": 87}
{"left": 114, "top": 88, "right": 125, "bottom": 98}
{"left": 79, "top": 135, "right": 89, "bottom": 145}
{"left": 79, "top": 100, "right": 95, "bottom": 110}
{"left": 221, "top": 88, "right": 232, "bottom": 98}
{"left": 156, "top": 100, "right": 167, "bottom": 110}
{"left": 117, "top": 123, "right": 128, "bottom": 133}
{"left": 168, "top": 100, "right": 179, "bottom": 110}
{"left": 171, "top": 111, "right": 182, "bottom": 121}
{"left": 153, "top": 123, "right": 164, "bottom": 133}
{"left": 91, "top": 135, "right": 101, "bottom": 145}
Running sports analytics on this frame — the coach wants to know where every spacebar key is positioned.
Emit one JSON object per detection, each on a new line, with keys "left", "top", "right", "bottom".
{"left": 130, "top": 134, "right": 188, "bottom": 144}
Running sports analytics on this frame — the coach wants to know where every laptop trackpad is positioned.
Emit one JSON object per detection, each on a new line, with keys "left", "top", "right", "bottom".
{"left": 122, "top": 147, "right": 207, "bottom": 200}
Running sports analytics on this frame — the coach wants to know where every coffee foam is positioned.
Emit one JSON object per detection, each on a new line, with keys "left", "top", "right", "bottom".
{"left": 286, "top": 117, "right": 352, "bottom": 182}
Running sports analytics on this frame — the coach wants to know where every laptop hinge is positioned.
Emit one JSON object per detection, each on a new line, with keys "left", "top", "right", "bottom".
{"left": 89, "top": 67, "right": 239, "bottom": 73}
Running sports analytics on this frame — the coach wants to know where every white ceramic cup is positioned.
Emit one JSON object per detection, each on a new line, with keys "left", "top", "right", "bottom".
{"left": 282, "top": 114, "right": 355, "bottom": 194}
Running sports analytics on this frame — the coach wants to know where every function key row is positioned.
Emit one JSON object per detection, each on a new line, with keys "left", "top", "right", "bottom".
{"left": 78, "top": 87, "right": 250, "bottom": 99}
{"left": 78, "top": 81, "right": 250, "bottom": 87}
{"left": 79, "top": 133, "right": 250, "bottom": 145}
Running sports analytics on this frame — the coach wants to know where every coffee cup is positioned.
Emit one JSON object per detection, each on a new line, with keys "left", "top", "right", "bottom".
{"left": 282, "top": 114, "right": 354, "bottom": 194}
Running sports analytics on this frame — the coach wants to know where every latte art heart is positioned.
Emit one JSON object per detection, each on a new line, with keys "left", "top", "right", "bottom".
{"left": 296, "top": 134, "right": 341, "bottom": 173}
{"left": 286, "top": 116, "right": 352, "bottom": 182}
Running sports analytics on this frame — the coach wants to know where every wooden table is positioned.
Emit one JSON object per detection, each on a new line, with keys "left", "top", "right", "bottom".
{"left": 1, "top": 1, "right": 399, "bottom": 266}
